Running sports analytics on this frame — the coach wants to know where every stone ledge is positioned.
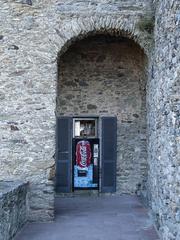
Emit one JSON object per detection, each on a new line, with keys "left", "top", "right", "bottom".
{"left": 0, "top": 180, "right": 29, "bottom": 240}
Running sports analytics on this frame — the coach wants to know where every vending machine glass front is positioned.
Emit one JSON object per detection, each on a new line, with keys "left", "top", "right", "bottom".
{"left": 72, "top": 118, "right": 99, "bottom": 190}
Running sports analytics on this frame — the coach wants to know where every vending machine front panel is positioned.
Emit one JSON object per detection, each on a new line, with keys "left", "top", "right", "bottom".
{"left": 72, "top": 138, "right": 99, "bottom": 190}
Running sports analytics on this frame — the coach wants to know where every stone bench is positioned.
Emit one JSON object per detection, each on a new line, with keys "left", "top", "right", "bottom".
{"left": 0, "top": 181, "right": 28, "bottom": 240}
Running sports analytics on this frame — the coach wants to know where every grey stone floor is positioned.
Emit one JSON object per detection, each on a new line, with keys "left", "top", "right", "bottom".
{"left": 15, "top": 195, "right": 160, "bottom": 240}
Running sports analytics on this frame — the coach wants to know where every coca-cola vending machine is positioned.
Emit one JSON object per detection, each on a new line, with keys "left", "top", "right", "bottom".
{"left": 72, "top": 118, "right": 99, "bottom": 190}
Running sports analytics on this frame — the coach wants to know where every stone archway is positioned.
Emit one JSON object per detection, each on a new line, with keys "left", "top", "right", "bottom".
{"left": 20, "top": 16, "right": 152, "bottom": 222}
{"left": 55, "top": 16, "right": 152, "bottom": 58}
{"left": 56, "top": 25, "right": 149, "bottom": 195}
{"left": 0, "top": 9, "right": 153, "bottom": 221}
{"left": 20, "top": 14, "right": 152, "bottom": 222}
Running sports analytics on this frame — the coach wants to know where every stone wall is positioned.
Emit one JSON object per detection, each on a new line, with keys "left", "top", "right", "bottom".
{"left": 148, "top": 0, "right": 180, "bottom": 239}
{"left": 0, "top": 181, "right": 28, "bottom": 240}
{"left": 57, "top": 34, "right": 148, "bottom": 194}
{"left": 1, "top": 0, "right": 180, "bottom": 238}
{"left": 0, "top": 0, "right": 153, "bottom": 221}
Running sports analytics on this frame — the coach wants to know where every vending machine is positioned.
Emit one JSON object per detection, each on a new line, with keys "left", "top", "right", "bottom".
{"left": 72, "top": 118, "right": 99, "bottom": 190}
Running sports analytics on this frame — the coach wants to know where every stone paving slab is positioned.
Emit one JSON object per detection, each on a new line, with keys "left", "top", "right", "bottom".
{"left": 15, "top": 195, "right": 160, "bottom": 240}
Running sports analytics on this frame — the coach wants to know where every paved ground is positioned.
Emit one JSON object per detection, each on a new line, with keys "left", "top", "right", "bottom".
{"left": 15, "top": 195, "right": 160, "bottom": 240}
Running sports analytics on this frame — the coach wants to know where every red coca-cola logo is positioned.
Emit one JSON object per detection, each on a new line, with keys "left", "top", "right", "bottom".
{"left": 76, "top": 140, "right": 92, "bottom": 168}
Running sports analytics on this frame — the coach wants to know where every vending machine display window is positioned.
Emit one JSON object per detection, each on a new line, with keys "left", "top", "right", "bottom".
{"left": 73, "top": 118, "right": 97, "bottom": 138}
{"left": 72, "top": 118, "right": 99, "bottom": 190}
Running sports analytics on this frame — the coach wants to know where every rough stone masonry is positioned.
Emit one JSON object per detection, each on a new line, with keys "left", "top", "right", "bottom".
{"left": 0, "top": 0, "right": 179, "bottom": 240}
{"left": 147, "top": 1, "right": 180, "bottom": 239}
{"left": 57, "top": 35, "right": 147, "bottom": 195}
{"left": 0, "top": 181, "right": 28, "bottom": 240}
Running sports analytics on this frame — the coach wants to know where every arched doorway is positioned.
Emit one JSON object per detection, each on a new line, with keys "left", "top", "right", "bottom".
{"left": 56, "top": 33, "right": 148, "bottom": 195}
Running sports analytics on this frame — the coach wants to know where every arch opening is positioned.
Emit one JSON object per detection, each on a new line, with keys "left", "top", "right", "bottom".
{"left": 56, "top": 33, "right": 148, "bottom": 195}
